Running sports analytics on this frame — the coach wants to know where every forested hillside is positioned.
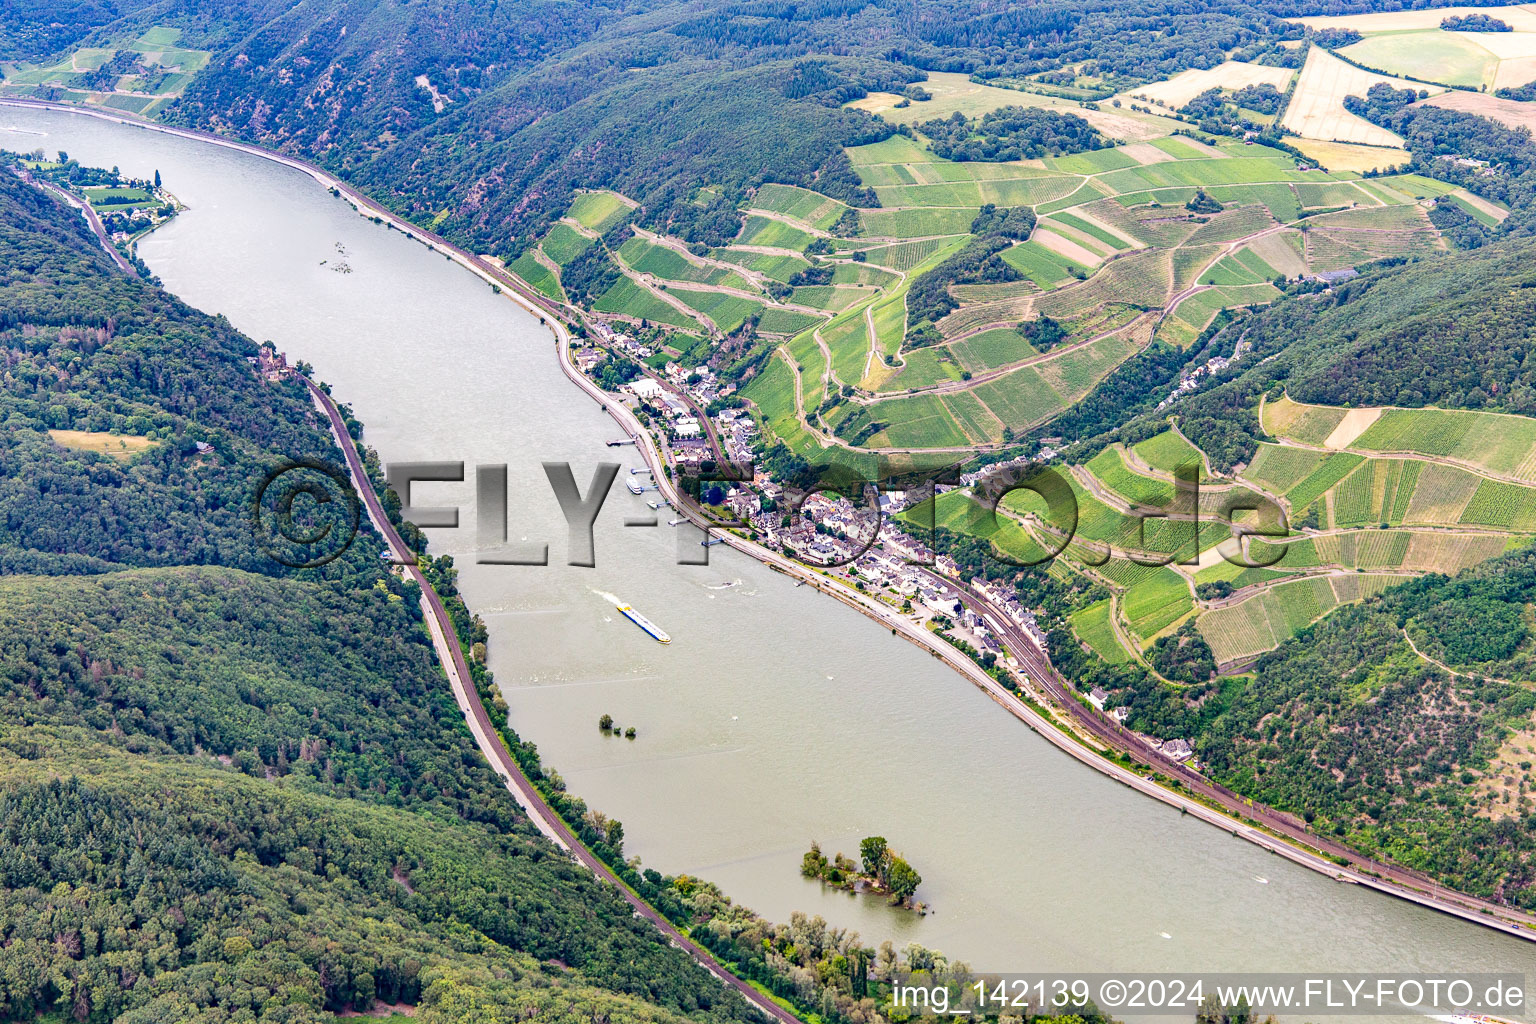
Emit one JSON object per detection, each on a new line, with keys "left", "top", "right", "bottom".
{"left": 0, "top": 168, "right": 766, "bottom": 1023}
{"left": 0, "top": 0, "right": 149, "bottom": 62}
{"left": 0, "top": 161, "right": 371, "bottom": 577}
{"left": 1201, "top": 545, "right": 1536, "bottom": 906}
{"left": 21, "top": 0, "right": 1441, "bottom": 257}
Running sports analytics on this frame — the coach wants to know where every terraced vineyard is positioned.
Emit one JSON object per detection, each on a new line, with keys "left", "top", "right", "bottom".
{"left": 743, "top": 131, "right": 1456, "bottom": 455}
{"left": 1090, "top": 401, "right": 1536, "bottom": 667}
{"left": 503, "top": 74, "right": 1460, "bottom": 463}
{"left": 1196, "top": 572, "right": 1415, "bottom": 665}
{"left": 484, "top": 57, "right": 1517, "bottom": 680}
{"left": 927, "top": 400, "right": 1534, "bottom": 673}
{"left": 487, "top": 48, "right": 1519, "bottom": 675}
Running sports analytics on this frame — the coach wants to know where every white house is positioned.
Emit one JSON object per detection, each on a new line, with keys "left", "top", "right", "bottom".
{"left": 1163, "top": 739, "right": 1194, "bottom": 762}
{"left": 628, "top": 378, "right": 663, "bottom": 400}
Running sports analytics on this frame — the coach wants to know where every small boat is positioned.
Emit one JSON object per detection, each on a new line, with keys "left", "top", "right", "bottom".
{"left": 617, "top": 604, "right": 671, "bottom": 643}
{"left": 625, "top": 477, "right": 644, "bottom": 495}
{"left": 669, "top": 518, "right": 688, "bottom": 526}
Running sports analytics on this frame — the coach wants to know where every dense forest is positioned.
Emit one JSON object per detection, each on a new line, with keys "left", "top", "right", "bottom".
{"left": 1440, "top": 12, "right": 1510, "bottom": 30}
{"left": 1346, "top": 83, "right": 1536, "bottom": 242}
{"left": 0, "top": 168, "right": 768, "bottom": 1023}
{"left": 0, "top": 163, "right": 375, "bottom": 578}
{"left": 917, "top": 107, "right": 1108, "bottom": 161}
{"left": 1200, "top": 546, "right": 1536, "bottom": 906}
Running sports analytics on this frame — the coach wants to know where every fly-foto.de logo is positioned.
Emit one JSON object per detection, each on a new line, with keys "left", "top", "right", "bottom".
{"left": 251, "top": 457, "right": 1295, "bottom": 571}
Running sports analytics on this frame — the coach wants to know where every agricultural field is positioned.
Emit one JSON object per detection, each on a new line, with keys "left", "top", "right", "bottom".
{"left": 750, "top": 184, "right": 849, "bottom": 231}
{"left": 1292, "top": 139, "right": 1409, "bottom": 174}
{"left": 717, "top": 100, "right": 1454, "bottom": 455}
{"left": 1113, "top": 61, "right": 1295, "bottom": 112}
{"left": 567, "top": 191, "right": 632, "bottom": 233}
{"left": 1268, "top": 400, "right": 1536, "bottom": 484}
{"left": 1071, "top": 600, "right": 1136, "bottom": 664}
{"left": 507, "top": 252, "right": 562, "bottom": 301}
{"left": 847, "top": 71, "right": 1187, "bottom": 142}
{"left": 618, "top": 237, "right": 755, "bottom": 292}
{"left": 1262, "top": 394, "right": 1349, "bottom": 446}
{"left": 798, "top": 374, "right": 1535, "bottom": 674}
{"left": 1444, "top": 188, "right": 1511, "bottom": 226}
{"left": 1426, "top": 90, "right": 1536, "bottom": 132}
{"left": 913, "top": 490, "right": 1055, "bottom": 565}
{"left": 1096, "top": 559, "right": 1194, "bottom": 642}
{"left": 592, "top": 277, "right": 703, "bottom": 331}
{"left": 668, "top": 288, "right": 764, "bottom": 334}
{"left": 969, "top": 391, "right": 1536, "bottom": 672}
{"left": 541, "top": 222, "right": 595, "bottom": 265}
{"left": 738, "top": 215, "right": 817, "bottom": 250}
{"left": 1281, "top": 48, "right": 1446, "bottom": 148}
{"left": 498, "top": 52, "right": 1462, "bottom": 479}
{"left": 1182, "top": 397, "right": 1536, "bottom": 662}
{"left": 1290, "top": 7, "right": 1536, "bottom": 33}
{"left": 0, "top": 27, "right": 211, "bottom": 116}
{"left": 48, "top": 429, "right": 155, "bottom": 461}
{"left": 1133, "top": 430, "right": 1206, "bottom": 474}
{"left": 81, "top": 186, "right": 152, "bottom": 204}
{"left": 1292, "top": 5, "right": 1536, "bottom": 92}
{"left": 1196, "top": 573, "right": 1413, "bottom": 665}
{"left": 1340, "top": 31, "right": 1503, "bottom": 90}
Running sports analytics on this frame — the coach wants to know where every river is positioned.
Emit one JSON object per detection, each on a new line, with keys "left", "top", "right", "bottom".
{"left": 7, "top": 105, "right": 1532, "bottom": 1015}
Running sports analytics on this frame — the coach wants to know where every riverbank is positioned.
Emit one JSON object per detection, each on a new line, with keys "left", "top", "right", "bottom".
{"left": 10, "top": 94, "right": 1535, "bottom": 946}
{"left": 302, "top": 375, "right": 804, "bottom": 1024}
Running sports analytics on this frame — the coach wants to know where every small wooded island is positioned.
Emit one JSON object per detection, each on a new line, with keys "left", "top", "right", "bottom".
{"left": 802, "top": 836, "right": 924, "bottom": 910}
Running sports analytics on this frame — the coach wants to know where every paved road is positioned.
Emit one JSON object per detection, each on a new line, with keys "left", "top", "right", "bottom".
{"left": 1160, "top": 223, "right": 1289, "bottom": 323}
{"left": 304, "top": 377, "right": 801, "bottom": 1024}
{"left": 12, "top": 167, "right": 135, "bottom": 273}
{"left": 856, "top": 311, "right": 1158, "bottom": 404}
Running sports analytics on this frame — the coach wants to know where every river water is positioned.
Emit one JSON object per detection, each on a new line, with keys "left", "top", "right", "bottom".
{"left": 8, "top": 106, "right": 1533, "bottom": 1012}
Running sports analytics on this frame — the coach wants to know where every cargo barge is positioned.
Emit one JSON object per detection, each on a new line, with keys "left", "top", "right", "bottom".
{"left": 618, "top": 604, "right": 671, "bottom": 643}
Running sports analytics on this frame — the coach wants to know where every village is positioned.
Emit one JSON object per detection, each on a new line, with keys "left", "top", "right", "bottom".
{"left": 574, "top": 327, "right": 1204, "bottom": 772}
